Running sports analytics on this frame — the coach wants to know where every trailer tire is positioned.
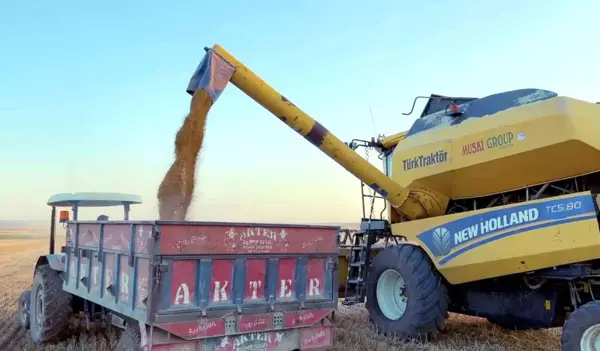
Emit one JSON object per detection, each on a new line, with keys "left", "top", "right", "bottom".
{"left": 29, "top": 264, "right": 72, "bottom": 343}
{"left": 18, "top": 290, "right": 31, "bottom": 329}
{"left": 561, "top": 300, "right": 600, "bottom": 351}
{"left": 116, "top": 325, "right": 142, "bottom": 351}
{"left": 365, "top": 244, "right": 447, "bottom": 340}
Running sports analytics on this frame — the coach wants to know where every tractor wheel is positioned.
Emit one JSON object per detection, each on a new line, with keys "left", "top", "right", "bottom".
{"left": 29, "top": 264, "right": 72, "bottom": 343}
{"left": 365, "top": 244, "right": 448, "bottom": 340}
{"left": 18, "top": 290, "right": 31, "bottom": 329}
{"left": 116, "top": 324, "right": 143, "bottom": 351}
{"left": 561, "top": 300, "right": 600, "bottom": 351}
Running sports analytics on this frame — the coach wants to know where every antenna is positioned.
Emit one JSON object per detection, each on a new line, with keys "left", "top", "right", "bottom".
{"left": 368, "top": 106, "right": 377, "bottom": 136}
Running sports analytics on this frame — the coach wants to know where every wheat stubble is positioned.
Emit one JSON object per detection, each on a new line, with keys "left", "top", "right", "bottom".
{"left": 157, "top": 89, "right": 212, "bottom": 220}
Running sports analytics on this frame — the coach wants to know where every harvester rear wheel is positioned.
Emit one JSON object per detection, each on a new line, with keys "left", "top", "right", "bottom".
{"left": 365, "top": 244, "right": 447, "bottom": 340}
{"left": 561, "top": 300, "right": 600, "bottom": 351}
{"left": 29, "top": 264, "right": 72, "bottom": 343}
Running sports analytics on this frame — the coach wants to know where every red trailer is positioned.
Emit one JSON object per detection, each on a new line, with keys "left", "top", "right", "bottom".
{"left": 19, "top": 193, "right": 339, "bottom": 351}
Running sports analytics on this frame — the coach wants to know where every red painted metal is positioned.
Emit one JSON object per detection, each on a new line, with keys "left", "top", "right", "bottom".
{"left": 209, "top": 259, "right": 234, "bottom": 304}
{"left": 63, "top": 220, "right": 339, "bottom": 350}
{"left": 306, "top": 258, "right": 326, "bottom": 299}
{"left": 159, "top": 223, "right": 337, "bottom": 255}
{"left": 170, "top": 260, "right": 196, "bottom": 307}
{"left": 284, "top": 310, "right": 332, "bottom": 328}
{"left": 239, "top": 314, "right": 270, "bottom": 333}
{"left": 277, "top": 258, "right": 296, "bottom": 300}
{"left": 244, "top": 259, "right": 266, "bottom": 302}
{"left": 155, "top": 308, "right": 334, "bottom": 341}
{"left": 150, "top": 322, "right": 334, "bottom": 350}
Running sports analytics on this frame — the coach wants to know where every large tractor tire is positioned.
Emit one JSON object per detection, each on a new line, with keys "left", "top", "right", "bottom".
{"left": 29, "top": 264, "right": 72, "bottom": 343}
{"left": 561, "top": 300, "right": 600, "bottom": 351}
{"left": 365, "top": 244, "right": 448, "bottom": 340}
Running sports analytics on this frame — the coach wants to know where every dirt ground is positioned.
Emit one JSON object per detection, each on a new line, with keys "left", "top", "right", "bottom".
{"left": 0, "top": 233, "right": 562, "bottom": 351}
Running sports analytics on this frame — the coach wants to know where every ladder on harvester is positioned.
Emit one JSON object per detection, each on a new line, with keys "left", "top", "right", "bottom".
{"left": 342, "top": 221, "right": 379, "bottom": 305}
{"left": 342, "top": 181, "right": 388, "bottom": 306}
{"left": 340, "top": 137, "right": 391, "bottom": 305}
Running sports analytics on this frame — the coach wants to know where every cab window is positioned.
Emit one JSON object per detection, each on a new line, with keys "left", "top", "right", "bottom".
{"left": 383, "top": 153, "right": 393, "bottom": 177}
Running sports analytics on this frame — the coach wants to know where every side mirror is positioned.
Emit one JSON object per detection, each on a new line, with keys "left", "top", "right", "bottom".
{"left": 59, "top": 210, "right": 70, "bottom": 223}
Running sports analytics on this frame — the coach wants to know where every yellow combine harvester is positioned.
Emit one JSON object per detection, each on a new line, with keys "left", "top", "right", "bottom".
{"left": 187, "top": 45, "right": 600, "bottom": 350}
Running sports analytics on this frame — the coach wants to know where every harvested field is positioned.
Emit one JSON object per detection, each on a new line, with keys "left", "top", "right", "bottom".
{"left": 0, "top": 235, "right": 120, "bottom": 351}
{"left": 0, "top": 233, "right": 562, "bottom": 350}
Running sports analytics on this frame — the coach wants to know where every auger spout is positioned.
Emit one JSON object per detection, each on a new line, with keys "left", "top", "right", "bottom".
{"left": 185, "top": 44, "right": 446, "bottom": 220}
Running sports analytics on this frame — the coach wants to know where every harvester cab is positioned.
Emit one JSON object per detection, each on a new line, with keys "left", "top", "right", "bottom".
{"left": 183, "top": 44, "right": 600, "bottom": 350}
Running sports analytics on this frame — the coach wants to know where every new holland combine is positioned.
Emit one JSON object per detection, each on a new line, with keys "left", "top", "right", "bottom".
{"left": 184, "top": 45, "right": 600, "bottom": 351}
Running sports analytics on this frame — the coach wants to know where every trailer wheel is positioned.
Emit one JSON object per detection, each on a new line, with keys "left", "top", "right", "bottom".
{"left": 116, "top": 325, "right": 142, "bottom": 351}
{"left": 18, "top": 290, "right": 31, "bottom": 329}
{"left": 561, "top": 300, "right": 600, "bottom": 351}
{"left": 29, "top": 264, "right": 72, "bottom": 343}
{"left": 365, "top": 244, "right": 447, "bottom": 340}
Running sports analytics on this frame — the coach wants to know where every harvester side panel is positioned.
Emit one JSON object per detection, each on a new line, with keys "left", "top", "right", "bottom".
{"left": 392, "top": 191, "right": 600, "bottom": 284}
{"left": 63, "top": 221, "right": 338, "bottom": 349}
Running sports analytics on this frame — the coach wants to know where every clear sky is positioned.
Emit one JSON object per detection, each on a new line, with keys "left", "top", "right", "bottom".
{"left": 1, "top": 1, "right": 599, "bottom": 223}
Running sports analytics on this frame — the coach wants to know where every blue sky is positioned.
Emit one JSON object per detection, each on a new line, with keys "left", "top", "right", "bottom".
{"left": 1, "top": 1, "right": 599, "bottom": 222}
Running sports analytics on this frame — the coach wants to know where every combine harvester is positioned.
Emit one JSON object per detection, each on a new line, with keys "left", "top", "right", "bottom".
{"left": 183, "top": 45, "right": 600, "bottom": 351}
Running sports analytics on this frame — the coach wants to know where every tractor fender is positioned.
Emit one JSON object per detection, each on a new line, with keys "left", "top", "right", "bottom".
{"left": 35, "top": 254, "right": 66, "bottom": 272}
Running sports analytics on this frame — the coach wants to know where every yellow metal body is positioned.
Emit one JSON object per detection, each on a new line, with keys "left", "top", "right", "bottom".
{"left": 380, "top": 131, "right": 408, "bottom": 149}
{"left": 393, "top": 191, "right": 600, "bottom": 284}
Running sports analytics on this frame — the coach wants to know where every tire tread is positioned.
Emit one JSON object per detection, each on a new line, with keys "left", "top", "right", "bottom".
{"left": 365, "top": 244, "right": 447, "bottom": 340}
{"left": 561, "top": 300, "right": 600, "bottom": 351}
{"left": 30, "top": 264, "right": 72, "bottom": 343}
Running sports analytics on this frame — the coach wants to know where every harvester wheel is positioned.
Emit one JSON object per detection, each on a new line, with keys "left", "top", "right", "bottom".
{"left": 561, "top": 300, "right": 600, "bottom": 351}
{"left": 365, "top": 244, "right": 447, "bottom": 340}
{"left": 18, "top": 290, "right": 31, "bottom": 329}
{"left": 116, "top": 324, "right": 143, "bottom": 351}
{"left": 29, "top": 264, "right": 72, "bottom": 343}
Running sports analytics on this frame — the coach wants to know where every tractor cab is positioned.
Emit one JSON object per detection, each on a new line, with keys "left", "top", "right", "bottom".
{"left": 46, "top": 192, "right": 142, "bottom": 255}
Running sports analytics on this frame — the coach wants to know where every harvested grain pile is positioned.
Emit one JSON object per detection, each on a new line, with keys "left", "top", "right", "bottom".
{"left": 157, "top": 89, "right": 212, "bottom": 220}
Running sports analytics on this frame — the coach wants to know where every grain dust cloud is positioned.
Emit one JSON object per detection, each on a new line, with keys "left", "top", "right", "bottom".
{"left": 157, "top": 89, "right": 212, "bottom": 220}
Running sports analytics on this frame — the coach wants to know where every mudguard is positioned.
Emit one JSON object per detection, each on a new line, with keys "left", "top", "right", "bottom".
{"left": 35, "top": 254, "right": 66, "bottom": 272}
